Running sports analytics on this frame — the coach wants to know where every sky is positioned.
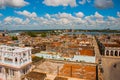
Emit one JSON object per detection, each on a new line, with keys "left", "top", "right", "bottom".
{"left": 0, "top": 0, "right": 120, "bottom": 30}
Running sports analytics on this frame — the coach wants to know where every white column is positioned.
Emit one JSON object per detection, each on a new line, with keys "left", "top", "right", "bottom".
{"left": 1, "top": 67, "right": 6, "bottom": 80}
{"left": 18, "top": 57, "right": 20, "bottom": 66}
{"left": 15, "top": 70, "right": 21, "bottom": 80}
{"left": 113, "top": 50, "right": 115, "bottom": 56}
{"left": 21, "top": 53, "right": 23, "bottom": 64}
{"left": 117, "top": 51, "right": 119, "bottom": 56}
{"left": 118, "top": 51, "right": 120, "bottom": 56}
{"left": 26, "top": 51, "right": 29, "bottom": 62}
{"left": 1, "top": 52, "right": 4, "bottom": 63}
{"left": 104, "top": 50, "right": 106, "bottom": 56}
{"left": 109, "top": 50, "right": 111, "bottom": 56}
{"left": 17, "top": 53, "right": 20, "bottom": 66}
{"left": 8, "top": 69, "right": 11, "bottom": 78}
{"left": 29, "top": 50, "right": 32, "bottom": 62}
{"left": 13, "top": 57, "right": 15, "bottom": 65}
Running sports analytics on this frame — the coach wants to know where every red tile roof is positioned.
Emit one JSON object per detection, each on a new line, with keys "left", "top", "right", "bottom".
{"left": 79, "top": 49, "right": 94, "bottom": 56}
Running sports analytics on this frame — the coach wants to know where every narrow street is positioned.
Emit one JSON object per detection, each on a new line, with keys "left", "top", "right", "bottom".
{"left": 93, "top": 36, "right": 101, "bottom": 63}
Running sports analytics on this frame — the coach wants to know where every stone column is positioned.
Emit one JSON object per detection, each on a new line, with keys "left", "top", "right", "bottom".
{"left": 118, "top": 50, "right": 120, "bottom": 56}
{"left": 1, "top": 52, "right": 4, "bottom": 63}
{"left": 13, "top": 57, "right": 15, "bottom": 65}
{"left": 14, "top": 70, "right": 21, "bottom": 80}
{"left": 1, "top": 67, "right": 7, "bottom": 80}
{"left": 8, "top": 69, "right": 10, "bottom": 76}
{"left": 104, "top": 50, "right": 106, "bottom": 56}
{"left": 29, "top": 50, "right": 32, "bottom": 62}
{"left": 113, "top": 50, "right": 115, "bottom": 56}
{"left": 118, "top": 51, "right": 119, "bottom": 56}
{"left": 109, "top": 50, "right": 111, "bottom": 56}
{"left": 26, "top": 51, "right": 29, "bottom": 62}
{"left": 17, "top": 57, "right": 20, "bottom": 66}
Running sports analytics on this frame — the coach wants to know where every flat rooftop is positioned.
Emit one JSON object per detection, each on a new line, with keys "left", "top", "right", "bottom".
{"left": 23, "top": 72, "right": 46, "bottom": 80}
{"left": 103, "top": 43, "right": 120, "bottom": 47}
{"left": 33, "top": 60, "right": 96, "bottom": 80}
{"left": 0, "top": 45, "right": 31, "bottom": 52}
{"left": 59, "top": 64, "right": 96, "bottom": 80}
{"left": 79, "top": 49, "right": 94, "bottom": 56}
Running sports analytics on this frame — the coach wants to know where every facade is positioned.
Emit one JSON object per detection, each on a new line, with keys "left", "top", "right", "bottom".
{"left": 100, "top": 43, "right": 120, "bottom": 57}
{"left": 97, "top": 34, "right": 120, "bottom": 57}
{"left": 104, "top": 47, "right": 120, "bottom": 56}
{"left": 0, "top": 45, "right": 32, "bottom": 80}
{"left": 35, "top": 51, "right": 95, "bottom": 63}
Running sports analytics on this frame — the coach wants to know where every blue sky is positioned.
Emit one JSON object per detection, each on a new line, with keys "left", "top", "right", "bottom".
{"left": 0, "top": 0, "right": 120, "bottom": 30}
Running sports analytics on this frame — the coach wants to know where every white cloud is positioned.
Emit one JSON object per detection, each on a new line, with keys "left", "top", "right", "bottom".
{"left": 4, "top": 16, "right": 30, "bottom": 25}
{"left": 108, "top": 16, "right": 116, "bottom": 21}
{"left": 55, "top": 12, "right": 75, "bottom": 20}
{"left": 13, "top": 17, "right": 23, "bottom": 24}
{"left": 15, "top": 10, "right": 37, "bottom": 18}
{"left": 45, "top": 14, "right": 51, "bottom": 19}
{"left": 76, "top": 12, "right": 84, "bottom": 18}
{"left": 94, "top": 0, "right": 114, "bottom": 9}
{"left": 1, "top": 12, "right": 120, "bottom": 30}
{"left": 23, "top": 18, "right": 30, "bottom": 24}
{"left": 94, "top": 12, "right": 103, "bottom": 20}
{"left": 79, "top": 0, "right": 91, "bottom": 5}
{"left": 43, "top": 0, "right": 77, "bottom": 7}
{"left": 0, "top": 13, "right": 3, "bottom": 16}
{"left": 117, "top": 12, "right": 120, "bottom": 17}
{"left": 4, "top": 16, "right": 13, "bottom": 24}
{"left": 58, "top": 18, "right": 70, "bottom": 24}
{"left": 0, "top": 0, "right": 29, "bottom": 8}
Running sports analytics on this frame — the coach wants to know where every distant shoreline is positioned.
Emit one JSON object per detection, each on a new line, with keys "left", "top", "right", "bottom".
{"left": 0, "top": 29, "right": 120, "bottom": 33}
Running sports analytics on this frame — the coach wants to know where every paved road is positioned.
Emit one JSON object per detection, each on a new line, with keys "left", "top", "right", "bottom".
{"left": 93, "top": 36, "right": 101, "bottom": 63}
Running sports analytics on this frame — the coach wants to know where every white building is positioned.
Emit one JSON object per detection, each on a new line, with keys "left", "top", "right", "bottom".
{"left": 104, "top": 47, "right": 120, "bottom": 56}
{"left": 0, "top": 45, "right": 32, "bottom": 80}
{"left": 35, "top": 51, "right": 95, "bottom": 63}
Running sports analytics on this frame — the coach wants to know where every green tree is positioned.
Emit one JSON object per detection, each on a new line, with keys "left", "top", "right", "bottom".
{"left": 26, "top": 32, "right": 37, "bottom": 37}
{"left": 41, "top": 33, "right": 47, "bottom": 37}
{"left": 32, "top": 56, "right": 43, "bottom": 62}
{"left": 11, "top": 36, "right": 18, "bottom": 40}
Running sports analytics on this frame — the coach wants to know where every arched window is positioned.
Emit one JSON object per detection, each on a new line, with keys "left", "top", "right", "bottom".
{"left": 23, "top": 53, "right": 26, "bottom": 56}
{"left": 111, "top": 51, "right": 114, "bottom": 56}
{"left": 106, "top": 50, "right": 109, "bottom": 56}
{"left": 118, "top": 51, "right": 120, "bottom": 56}
{"left": 115, "top": 51, "right": 118, "bottom": 56}
{"left": 15, "top": 58, "right": 17, "bottom": 62}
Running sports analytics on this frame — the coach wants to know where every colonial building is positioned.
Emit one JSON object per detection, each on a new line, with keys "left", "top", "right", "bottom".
{"left": 103, "top": 44, "right": 120, "bottom": 56}
{"left": 0, "top": 45, "right": 32, "bottom": 80}
{"left": 98, "top": 37, "right": 120, "bottom": 57}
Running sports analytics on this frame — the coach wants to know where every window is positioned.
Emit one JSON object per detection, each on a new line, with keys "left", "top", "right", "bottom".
{"left": 5, "top": 58, "right": 13, "bottom": 62}
{"left": 106, "top": 50, "right": 109, "bottom": 56}
{"left": 23, "top": 53, "right": 26, "bottom": 56}
{"left": 0, "top": 67, "right": 2, "bottom": 73}
{"left": 111, "top": 51, "right": 113, "bottom": 56}
{"left": 115, "top": 51, "right": 118, "bottom": 56}
{"left": 15, "top": 57, "right": 17, "bottom": 62}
